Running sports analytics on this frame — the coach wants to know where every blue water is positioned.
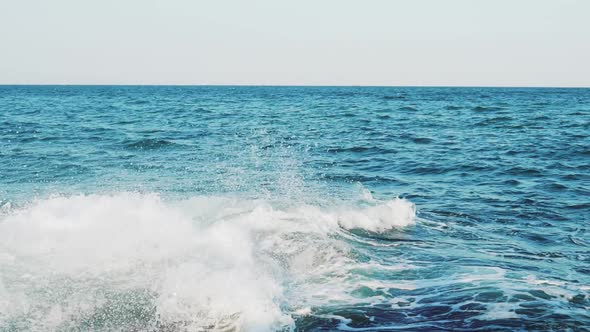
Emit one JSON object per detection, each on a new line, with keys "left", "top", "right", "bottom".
{"left": 0, "top": 85, "right": 589, "bottom": 331}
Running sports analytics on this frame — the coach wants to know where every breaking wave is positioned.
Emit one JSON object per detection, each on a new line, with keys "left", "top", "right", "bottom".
{"left": 0, "top": 193, "right": 416, "bottom": 331}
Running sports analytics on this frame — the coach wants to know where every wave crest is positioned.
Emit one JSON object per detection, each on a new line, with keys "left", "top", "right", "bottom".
{"left": 337, "top": 198, "right": 416, "bottom": 232}
{"left": 0, "top": 193, "right": 416, "bottom": 331}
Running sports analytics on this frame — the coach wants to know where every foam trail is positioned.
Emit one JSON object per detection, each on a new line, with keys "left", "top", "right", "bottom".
{"left": 0, "top": 193, "right": 416, "bottom": 331}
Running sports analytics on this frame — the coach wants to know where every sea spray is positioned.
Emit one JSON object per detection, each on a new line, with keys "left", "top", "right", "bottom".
{"left": 0, "top": 193, "right": 416, "bottom": 331}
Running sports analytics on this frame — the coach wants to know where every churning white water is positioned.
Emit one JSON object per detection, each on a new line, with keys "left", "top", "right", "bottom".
{"left": 0, "top": 193, "right": 416, "bottom": 331}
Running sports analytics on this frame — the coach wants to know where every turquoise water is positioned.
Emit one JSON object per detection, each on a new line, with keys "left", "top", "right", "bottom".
{"left": 0, "top": 86, "right": 589, "bottom": 331}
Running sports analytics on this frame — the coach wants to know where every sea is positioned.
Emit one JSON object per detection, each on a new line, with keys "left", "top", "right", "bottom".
{"left": 0, "top": 85, "right": 588, "bottom": 331}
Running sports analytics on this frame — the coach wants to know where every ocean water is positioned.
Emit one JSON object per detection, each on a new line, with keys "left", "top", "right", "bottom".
{"left": 0, "top": 85, "right": 588, "bottom": 331}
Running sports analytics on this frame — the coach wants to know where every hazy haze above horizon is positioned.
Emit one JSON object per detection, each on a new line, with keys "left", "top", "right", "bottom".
{"left": 1, "top": 0, "right": 589, "bottom": 87}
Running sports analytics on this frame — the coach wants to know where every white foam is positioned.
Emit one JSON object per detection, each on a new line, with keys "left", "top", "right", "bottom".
{"left": 477, "top": 303, "right": 519, "bottom": 320}
{"left": 0, "top": 192, "right": 417, "bottom": 331}
{"left": 337, "top": 198, "right": 416, "bottom": 232}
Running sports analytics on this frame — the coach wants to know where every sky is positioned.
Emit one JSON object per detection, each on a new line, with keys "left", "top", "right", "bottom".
{"left": 0, "top": 0, "right": 589, "bottom": 87}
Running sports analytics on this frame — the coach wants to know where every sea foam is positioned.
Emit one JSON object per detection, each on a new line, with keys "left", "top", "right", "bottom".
{"left": 0, "top": 193, "right": 416, "bottom": 331}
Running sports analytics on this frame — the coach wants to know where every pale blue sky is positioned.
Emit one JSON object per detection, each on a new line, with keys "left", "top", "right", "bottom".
{"left": 1, "top": 0, "right": 588, "bottom": 86}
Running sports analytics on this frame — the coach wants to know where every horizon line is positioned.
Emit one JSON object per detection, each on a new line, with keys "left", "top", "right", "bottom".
{"left": 1, "top": 83, "right": 589, "bottom": 89}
